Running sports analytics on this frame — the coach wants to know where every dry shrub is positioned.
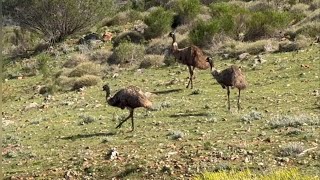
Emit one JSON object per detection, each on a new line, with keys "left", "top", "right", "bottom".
{"left": 89, "top": 49, "right": 113, "bottom": 64}
{"left": 290, "top": 3, "right": 310, "bottom": 15}
{"left": 278, "top": 39, "right": 309, "bottom": 52}
{"left": 56, "top": 75, "right": 76, "bottom": 90}
{"left": 68, "top": 62, "right": 102, "bottom": 77}
{"left": 146, "top": 37, "right": 171, "bottom": 55}
{"left": 113, "top": 31, "right": 145, "bottom": 47}
{"left": 72, "top": 75, "right": 101, "bottom": 90}
{"left": 139, "top": 55, "right": 164, "bottom": 68}
{"left": 106, "top": 10, "right": 144, "bottom": 26}
{"left": 63, "top": 53, "right": 89, "bottom": 68}
{"left": 111, "top": 41, "right": 145, "bottom": 65}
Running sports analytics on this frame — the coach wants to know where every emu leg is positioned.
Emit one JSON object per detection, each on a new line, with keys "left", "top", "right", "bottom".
{"left": 237, "top": 89, "right": 241, "bottom": 111}
{"left": 186, "top": 66, "right": 194, "bottom": 89}
{"left": 130, "top": 109, "right": 135, "bottom": 131}
{"left": 116, "top": 109, "right": 133, "bottom": 129}
{"left": 227, "top": 87, "right": 231, "bottom": 111}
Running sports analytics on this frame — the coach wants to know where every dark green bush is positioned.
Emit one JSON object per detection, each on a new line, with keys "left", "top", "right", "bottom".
{"left": 37, "top": 54, "right": 51, "bottom": 79}
{"left": 144, "top": 7, "right": 173, "bottom": 39}
{"left": 189, "top": 20, "right": 219, "bottom": 47}
{"left": 209, "top": 2, "right": 250, "bottom": 38}
{"left": 175, "top": 0, "right": 201, "bottom": 24}
{"left": 245, "top": 10, "right": 294, "bottom": 41}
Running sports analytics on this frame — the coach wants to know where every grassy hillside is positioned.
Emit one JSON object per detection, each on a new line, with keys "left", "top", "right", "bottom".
{"left": 2, "top": 0, "right": 320, "bottom": 179}
{"left": 3, "top": 46, "right": 319, "bottom": 179}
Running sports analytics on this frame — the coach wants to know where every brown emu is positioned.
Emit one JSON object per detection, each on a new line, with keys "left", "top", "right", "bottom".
{"left": 206, "top": 57, "right": 247, "bottom": 111}
{"left": 102, "top": 84, "right": 153, "bottom": 131}
{"left": 169, "top": 31, "right": 211, "bottom": 89}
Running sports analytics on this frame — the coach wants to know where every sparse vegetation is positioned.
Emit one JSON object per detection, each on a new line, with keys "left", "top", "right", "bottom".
{"left": 269, "top": 114, "right": 320, "bottom": 129}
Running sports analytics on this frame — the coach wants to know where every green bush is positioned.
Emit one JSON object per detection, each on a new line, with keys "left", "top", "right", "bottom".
{"left": 245, "top": 10, "right": 294, "bottom": 41}
{"left": 208, "top": 2, "right": 250, "bottom": 38}
{"left": 68, "top": 62, "right": 102, "bottom": 77}
{"left": 189, "top": 20, "right": 219, "bottom": 47}
{"left": 175, "top": 0, "right": 201, "bottom": 24}
{"left": 112, "top": 41, "right": 145, "bottom": 65}
{"left": 37, "top": 54, "right": 51, "bottom": 79}
{"left": 144, "top": 7, "right": 173, "bottom": 39}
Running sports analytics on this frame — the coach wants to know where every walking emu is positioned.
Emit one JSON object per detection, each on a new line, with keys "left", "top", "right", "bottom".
{"left": 169, "top": 31, "right": 211, "bottom": 89}
{"left": 206, "top": 57, "right": 247, "bottom": 111}
{"left": 102, "top": 84, "right": 153, "bottom": 131}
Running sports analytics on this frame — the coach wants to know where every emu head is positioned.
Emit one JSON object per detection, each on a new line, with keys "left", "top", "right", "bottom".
{"left": 206, "top": 57, "right": 213, "bottom": 69}
{"left": 168, "top": 31, "right": 176, "bottom": 38}
{"left": 102, "top": 84, "right": 111, "bottom": 97}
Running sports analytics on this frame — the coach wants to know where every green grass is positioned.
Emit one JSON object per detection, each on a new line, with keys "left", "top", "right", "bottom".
{"left": 195, "top": 168, "right": 319, "bottom": 180}
{"left": 3, "top": 47, "right": 320, "bottom": 179}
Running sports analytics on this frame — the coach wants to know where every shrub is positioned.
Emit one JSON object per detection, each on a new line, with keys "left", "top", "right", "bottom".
{"left": 68, "top": 62, "right": 102, "bottom": 77}
{"left": 189, "top": 20, "right": 219, "bottom": 47}
{"left": 139, "top": 55, "right": 164, "bottom": 68}
{"left": 112, "top": 41, "right": 145, "bottom": 65}
{"left": 7, "top": 0, "right": 115, "bottom": 43}
{"left": 63, "top": 53, "right": 89, "bottom": 68}
{"left": 295, "top": 22, "right": 320, "bottom": 37}
{"left": 245, "top": 10, "right": 294, "bottom": 41}
{"left": 175, "top": 0, "right": 201, "bottom": 24}
{"left": 279, "top": 142, "right": 305, "bottom": 157}
{"left": 72, "top": 75, "right": 101, "bottom": 90}
{"left": 269, "top": 114, "right": 320, "bottom": 129}
{"left": 210, "top": 2, "right": 250, "bottom": 38}
{"left": 144, "top": 7, "right": 173, "bottom": 39}
{"left": 89, "top": 49, "right": 112, "bottom": 64}
{"left": 106, "top": 10, "right": 144, "bottom": 26}
{"left": 146, "top": 37, "right": 171, "bottom": 55}
{"left": 37, "top": 54, "right": 51, "bottom": 79}
{"left": 113, "top": 31, "right": 145, "bottom": 48}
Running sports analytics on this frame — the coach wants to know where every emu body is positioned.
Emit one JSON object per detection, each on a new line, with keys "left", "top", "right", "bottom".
{"left": 169, "top": 32, "right": 211, "bottom": 89}
{"left": 207, "top": 58, "right": 247, "bottom": 111}
{"left": 103, "top": 84, "right": 152, "bottom": 131}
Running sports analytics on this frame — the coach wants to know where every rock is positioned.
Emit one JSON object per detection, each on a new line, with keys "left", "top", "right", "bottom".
{"left": 106, "top": 148, "right": 119, "bottom": 160}
{"left": 238, "top": 53, "right": 250, "bottom": 60}
{"left": 24, "top": 102, "right": 39, "bottom": 111}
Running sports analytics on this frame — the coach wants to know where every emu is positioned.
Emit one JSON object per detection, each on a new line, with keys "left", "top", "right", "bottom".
{"left": 102, "top": 84, "right": 153, "bottom": 131}
{"left": 169, "top": 31, "right": 211, "bottom": 89}
{"left": 206, "top": 57, "right": 247, "bottom": 111}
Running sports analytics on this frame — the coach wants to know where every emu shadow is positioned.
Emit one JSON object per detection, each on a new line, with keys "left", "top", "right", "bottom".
{"left": 61, "top": 132, "right": 116, "bottom": 141}
{"left": 170, "top": 112, "right": 210, "bottom": 118}
{"left": 151, "top": 88, "right": 183, "bottom": 95}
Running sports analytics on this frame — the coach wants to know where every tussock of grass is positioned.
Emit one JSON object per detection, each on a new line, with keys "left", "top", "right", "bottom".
{"left": 269, "top": 114, "right": 320, "bottom": 129}
{"left": 68, "top": 62, "right": 102, "bottom": 77}
{"left": 195, "top": 169, "right": 318, "bottom": 180}
{"left": 279, "top": 142, "right": 305, "bottom": 157}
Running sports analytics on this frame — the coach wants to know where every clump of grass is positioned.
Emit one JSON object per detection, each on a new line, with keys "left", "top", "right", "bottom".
{"left": 79, "top": 115, "right": 96, "bottom": 125}
{"left": 68, "top": 62, "right": 102, "bottom": 77}
{"left": 63, "top": 53, "right": 89, "bottom": 68}
{"left": 72, "top": 75, "right": 101, "bottom": 90}
{"left": 111, "top": 41, "right": 145, "bottom": 65}
{"left": 167, "top": 131, "right": 184, "bottom": 140}
{"left": 139, "top": 55, "right": 164, "bottom": 69}
{"left": 279, "top": 142, "right": 305, "bottom": 157}
{"left": 195, "top": 168, "right": 317, "bottom": 180}
{"left": 241, "top": 110, "right": 263, "bottom": 123}
{"left": 268, "top": 114, "right": 320, "bottom": 129}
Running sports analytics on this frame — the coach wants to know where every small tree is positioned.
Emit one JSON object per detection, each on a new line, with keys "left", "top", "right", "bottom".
{"left": 6, "top": 0, "right": 115, "bottom": 44}
{"left": 144, "top": 7, "right": 173, "bottom": 39}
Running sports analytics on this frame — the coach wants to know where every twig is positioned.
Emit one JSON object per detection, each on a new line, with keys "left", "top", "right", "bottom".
{"left": 297, "top": 147, "right": 318, "bottom": 157}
